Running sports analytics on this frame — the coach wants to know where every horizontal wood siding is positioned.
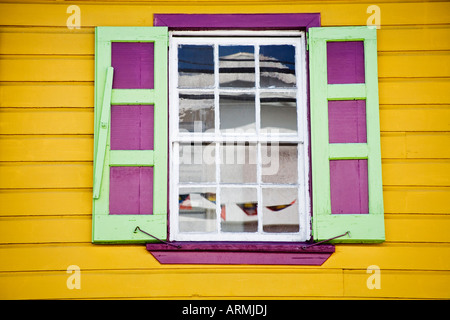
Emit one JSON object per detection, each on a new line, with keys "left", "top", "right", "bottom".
{"left": 0, "top": 0, "right": 449, "bottom": 299}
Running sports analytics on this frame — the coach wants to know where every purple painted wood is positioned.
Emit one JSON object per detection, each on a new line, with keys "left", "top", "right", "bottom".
{"left": 327, "top": 41, "right": 365, "bottom": 84}
{"left": 147, "top": 242, "right": 335, "bottom": 253}
{"left": 110, "top": 167, "right": 154, "bottom": 215}
{"left": 328, "top": 100, "right": 367, "bottom": 143}
{"left": 330, "top": 160, "right": 369, "bottom": 214}
{"left": 154, "top": 13, "right": 321, "bottom": 30}
{"left": 150, "top": 251, "right": 332, "bottom": 265}
{"left": 111, "top": 105, "right": 154, "bottom": 150}
{"left": 111, "top": 42, "right": 154, "bottom": 89}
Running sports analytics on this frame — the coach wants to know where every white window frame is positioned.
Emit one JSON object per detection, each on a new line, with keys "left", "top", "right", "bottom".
{"left": 169, "top": 30, "right": 310, "bottom": 242}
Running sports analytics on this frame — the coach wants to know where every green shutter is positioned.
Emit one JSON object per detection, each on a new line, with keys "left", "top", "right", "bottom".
{"left": 309, "top": 26, "right": 385, "bottom": 243}
{"left": 92, "top": 27, "right": 168, "bottom": 243}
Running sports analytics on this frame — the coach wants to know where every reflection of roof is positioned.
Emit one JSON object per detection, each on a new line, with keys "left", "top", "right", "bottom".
{"left": 179, "top": 51, "right": 296, "bottom": 87}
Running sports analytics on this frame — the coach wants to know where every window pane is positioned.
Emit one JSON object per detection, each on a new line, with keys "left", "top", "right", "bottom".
{"left": 262, "top": 188, "right": 299, "bottom": 233}
{"left": 179, "top": 93, "right": 215, "bottom": 133}
{"left": 178, "top": 45, "right": 214, "bottom": 88}
{"left": 179, "top": 187, "right": 217, "bottom": 233}
{"left": 260, "top": 45, "right": 296, "bottom": 88}
{"left": 219, "top": 45, "right": 255, "bottom": 88}
{"left": 260, "top": 92, "right": 297, "bottom": 133}
{"left": 262, "top": 143, "right": 298, "bottom": 184}
{"left": 220, "top": 93, "right": 256, "bottom": 132}
{"left": 220, "top": 143, "right": 257, "bottom": 183}
{"left": 221, "top": 187, "right": 258, "bottom": 233}
{"left": 179, "top": 142, "right": 216, "bottom": 183}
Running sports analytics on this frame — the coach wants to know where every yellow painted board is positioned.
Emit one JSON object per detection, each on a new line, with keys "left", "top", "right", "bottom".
{"left": 380, "top": 105, "right": 450, "bottom": 132}
{"left": 0, "top": 135, "right": 93, "bottom": 162}
{"left": 0, "top": 162, "right": 92, "bottom": 189}
{"left": 1, "top": 81, "right": 448, "bottom": 109}
{"left": 378, "top": 51, "right": 450, "bottom": 79}
{"left": 383, "top": 187, "right": 450, "bottom": 214}
{"left": 1, "top": 26, "right": 449, "bottom": 55}
{"left": 0, "top": 84, "right": 93, "bottom": 108}
{"left": 2, "top": 186, "right": 447, "bottom": 218}
{"left": 0, "top": 27, "right": 95, "bottom": 55}
{"left": 1, "top": 214, "right": 448, "bottom": 244}
{"left": 0, "top": 268, "right": 344, "bottom": 300}
{"left": 1, "top": 243, "right": 449, "bottom": 273}
{"left": 382, "top": 160, "right": 450, "bottom": 186}
{"left": 0, "top": 216, "right": 92, "bottom": 244}
{"left": 381, "top": 132, "right": 450, "bottom": 159}
{"left": 0, "top": 53, "right": 447, "bottom": 82}
{"left": 379, "top": 79, "right": 450, "bottom": 105}
{"left": 0, "top": 109, "right": 93, "bottom": 134}
{"left": 0, "top": 189, "right": 92, "bottom": 216}
{"left": 0, "top": 56, "right": 94, "bottom": 82}
{"left": 343, "top": 270, "right": 450, "bottom": 299}
{"left": 378, "top": 26, "right": 450, "bottom": 52}
{"left": 384, "top": 214, "right": 450, "bottom": 243}
{"left": 325, "top": 243, "right": 450, "bottom": 271}
{"left": 1, "top": 2, "right": 449, "bottom": 27}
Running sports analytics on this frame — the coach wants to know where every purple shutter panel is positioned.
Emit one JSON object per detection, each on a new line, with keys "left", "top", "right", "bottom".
{"left": 109, "top": 42, "right": 155, "bottom": 215}
{"left": 326, "top": 41, "right": 369, "bottom": 215}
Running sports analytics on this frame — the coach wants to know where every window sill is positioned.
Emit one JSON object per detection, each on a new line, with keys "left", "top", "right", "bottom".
{"left": 146, "top": 242, "right": 334, "bottom": 266}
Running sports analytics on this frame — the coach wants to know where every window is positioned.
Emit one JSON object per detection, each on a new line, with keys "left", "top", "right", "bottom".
{"left": 169, "top": 31, "right": 310, "bottom": 242}
{"left": 92, "top": 15, "right": 385, "bottom": 265}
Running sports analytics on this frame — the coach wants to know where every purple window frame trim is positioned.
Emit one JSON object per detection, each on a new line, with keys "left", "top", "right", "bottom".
{"left": 148, "top": 13, "right": 330, "bottom": 266}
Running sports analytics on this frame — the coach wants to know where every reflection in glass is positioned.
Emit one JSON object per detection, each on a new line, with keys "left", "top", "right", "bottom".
{"left": 260, "top": 92, "right": 297, "bottom": 133}
{"left": 220, "top": 143, "right": 257, "bottom": 183}
{"left": 221, "top": 187, "right": 258, "bottom": 233}
{"left": 178, "top": 45, "right": 214, "bottom": 88}
{"left": 219, "top": 93, "right": 255, "bottom": 132}
{"left": 260, "top": 45, "right": 296, "bottom": 88}
{"left": 179, "top": 93, "right": 215, "bottom": 133}
{"left": 262, "top": 187, "right": 299, "bottom": 233}
{"left": 219, "top": 45, "right": 255, "bottom": 88}
{"left": 179, "top": 187, "right": 217, "bottom": 233}
{"left": 179, "top": 142, "right": 216, "bottom": 183}
{"left": 262, "top": 143, "right": 298, "bottom": 184}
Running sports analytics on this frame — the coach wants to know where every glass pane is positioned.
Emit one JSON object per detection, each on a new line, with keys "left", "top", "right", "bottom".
{"left": 178, "top": 45, "right": 214, "bottom": 88}
{"left": 262, "top": 187, "right": 299, "bottom": 233}
{"left": 220, "top": 143, "right": 257, "bottom": 183}
{"left": 221, "top": 187, "right": 258, "bottom": 233}
{"left": 260, "top": 92, "right": 297, "bottom": 133}
{"left": 262, "top": 143, "right": 298, "bottom": 184}
{"left": 219, "top": 45, "right": 255, "bottom": 88}
{"left": 179, "top": 187, "right": 217, "bottom": 233}
{"left": 219, "top": 93, "right": 255, "bottom": 132}
{"left": 179, "top": 93, "right": 215, "bottom": 133}
{"left": 260, "top": 45, "right": 296, "bottom": 88}
{"left": 179, "top": 142, "right": 216, "bottom": 183}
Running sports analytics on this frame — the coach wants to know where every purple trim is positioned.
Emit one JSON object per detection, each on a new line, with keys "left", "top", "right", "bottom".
{"left": 330, "top": 160, "right": 369, "bottom": 214}
{"left": 147, "top": 242, "right": 334, "bottom": 266}
{"left": 327, "top": 41, "right": 365, "bottom": 84}
{"left": 154, "top": 13, "right": 321, "bottom": 30}
{"left": 110, "top": 167, "right": 154, "bottom": 215}
{"left": 328, "top": 100, "right": 367, "bottom": 143}
{"left": 111, "top": 105, "right": 154, "bottom": 150}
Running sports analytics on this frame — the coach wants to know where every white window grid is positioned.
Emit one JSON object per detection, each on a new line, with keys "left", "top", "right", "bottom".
{"left": 169, "top": 31, "right": 311, "bottom": 242}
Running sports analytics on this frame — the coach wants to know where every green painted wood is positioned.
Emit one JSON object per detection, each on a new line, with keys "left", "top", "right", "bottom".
{"left": 109, "top": 150, "right": 154, "bottom": 166}
{"left": 309, "top": 26, "right": 385, "bottom": 243}
{"left": 93, "top": 66, "right": 114, "bottom": 199}
{"left": 111, "top": 89, "right": 155, "bottom": 105}
{"left": 92, "top": 26, "right": 168, "bottom": 244}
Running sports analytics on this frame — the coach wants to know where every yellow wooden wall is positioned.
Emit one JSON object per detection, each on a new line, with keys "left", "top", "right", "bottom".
{"left": 0, "top": 0, "right": 449, "bottom": 299}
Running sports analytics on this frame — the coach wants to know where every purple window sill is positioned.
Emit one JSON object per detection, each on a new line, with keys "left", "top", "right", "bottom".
{"left": 147, "top": 242, "right": 334, "bottom": 266}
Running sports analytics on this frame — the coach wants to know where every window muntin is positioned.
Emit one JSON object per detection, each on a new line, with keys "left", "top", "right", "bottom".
{"left": 169, "top": 32, "right": 310, "bottom": 241}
